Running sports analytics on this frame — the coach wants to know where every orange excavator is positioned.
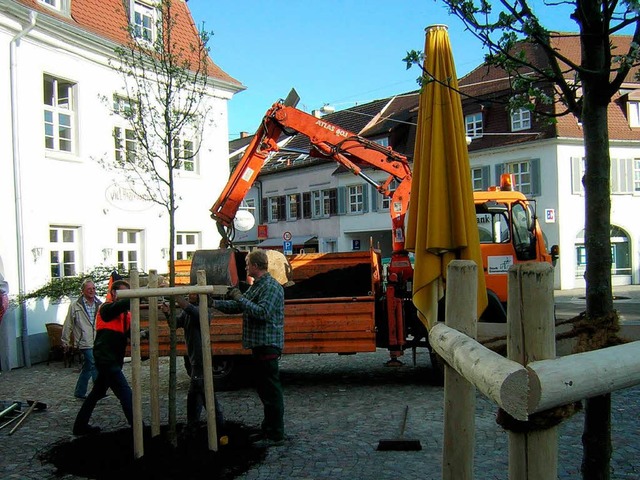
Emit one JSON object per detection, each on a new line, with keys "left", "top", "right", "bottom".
{"left": 210, "top": 89, "right": 415, "bottom": 360}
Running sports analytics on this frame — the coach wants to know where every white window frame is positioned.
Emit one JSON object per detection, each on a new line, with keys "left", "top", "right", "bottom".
{"left": 113, "top": 94, "right": 138, "bottom": 119}
{"left": 44, "top": 75, "right": 76, "bottom": 153}
{"left": 268, "top": 197, "right": 279, "bottom": 223}
{"left": 117, "top": 229, "right": 144, "bottom": 272}
{"left": 175, "top": 232, "right": 200, "bottom": 260}
{"left": 634, "top": 159, "right": 640, "bottom": 192}
{"left": 381, "top": 179, "right": 398, "bottom": 210}
{"left": 348, "top": 185, "right": 364, "bottom": 214}
{"left": 465, "top": 112, "right": 483, "bottom": 138}
{"left": 628, "top": 101, "right": 640, "bottom": 128}
{"left": 286, "top": 194, "right": 300, "bottom": 221}
{"left": 114, "top": 125, "right": 139, "bottom": 166}
{"left": 39, "top": 0, "right": 70, "bottom": 14}
{"left": 471, "top": 167, "right": 484, "bottom": 191}
{"left": 132, "top": 1, "right": 157, "bottom": 43}
{"left": 174, "top": 136, "right": 198, "bottom": 173}
{"left": 49, "top": 225, "right": 81, "bottom": 278}
{"left": 507, "top": 161, "right": 532, "bottom": 194}
{"left": 312, "top": 190, "right": 330, "bottom": 219}
{"left": 511, "top": 108, "right": 532, "bottom": 131}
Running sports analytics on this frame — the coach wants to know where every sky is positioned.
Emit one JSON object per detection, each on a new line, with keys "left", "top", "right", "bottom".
{"left": 187, "top": 0, "right": 579, "bottom": 140}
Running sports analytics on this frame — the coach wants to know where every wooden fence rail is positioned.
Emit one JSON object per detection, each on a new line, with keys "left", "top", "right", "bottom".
{"left": 430, "top": 261, "right": 640, "bottom": 480}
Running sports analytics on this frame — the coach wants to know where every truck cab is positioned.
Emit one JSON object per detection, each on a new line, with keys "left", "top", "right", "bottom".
{"left": 473, "top": 174, "right": 558, "bottom": 321}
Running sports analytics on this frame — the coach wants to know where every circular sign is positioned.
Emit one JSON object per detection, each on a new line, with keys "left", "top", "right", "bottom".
{"left": 234, "top": 210, "right": 256, "bottom": 231}
{"left": 283, "top": 231, "right": 292, "bottom": 241}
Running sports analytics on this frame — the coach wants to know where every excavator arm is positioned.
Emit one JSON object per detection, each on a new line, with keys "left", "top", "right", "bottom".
{"left": 211, "top": 95, "right": 412, "bottom": 255}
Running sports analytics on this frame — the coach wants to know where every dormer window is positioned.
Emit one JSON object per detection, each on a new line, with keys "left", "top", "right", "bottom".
{"left": 39, "top": 0, "right": 71, "bottom": 15}
{"left": 511, "top": 108, "right": 531, "bottom": 131}
{"left": 465, "top": 112, "right": 483, "bottom": 138}
{"left": 132, "top": 1, "right": 157, "bottom": 43}
{"left": 628, "top": 100, "right": 640, "bottom": 128}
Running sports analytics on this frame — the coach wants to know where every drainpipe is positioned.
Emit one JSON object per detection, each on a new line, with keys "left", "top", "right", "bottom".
{"left": 10, "top": 11, "right": 37, "bottom": 367}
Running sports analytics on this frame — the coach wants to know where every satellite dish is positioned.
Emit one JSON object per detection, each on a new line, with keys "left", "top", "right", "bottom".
{"left": 234, "top": 209, "right": 255, "bottom": 232}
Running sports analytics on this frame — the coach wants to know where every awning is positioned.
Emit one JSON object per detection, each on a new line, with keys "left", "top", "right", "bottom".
{"left": 257, "top": 235, "right": 317, "bottom": 248}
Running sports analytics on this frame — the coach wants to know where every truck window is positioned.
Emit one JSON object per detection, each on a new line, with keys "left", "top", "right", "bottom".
{"left": 476, "top": 209, "right": 510, "bottom": 244}
{"left": 511, "top": 202, "right": 537, "bottom": 260}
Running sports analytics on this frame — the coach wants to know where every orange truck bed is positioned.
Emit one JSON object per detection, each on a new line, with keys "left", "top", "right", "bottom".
{"left": 129, "top": 250, "right": 380, "bottom": 358}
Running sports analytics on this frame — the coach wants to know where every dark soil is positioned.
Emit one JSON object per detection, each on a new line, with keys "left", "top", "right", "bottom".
{"left": 39, "top": 421, "right": 266, "bottom": 479}
{"left": 284, "top": 263, "right": 372, "bottom": 299}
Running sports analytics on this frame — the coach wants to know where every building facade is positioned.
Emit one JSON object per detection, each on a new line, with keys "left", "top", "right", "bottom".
{"left": 0, "top": 0, "right": 242, "bottom": 369}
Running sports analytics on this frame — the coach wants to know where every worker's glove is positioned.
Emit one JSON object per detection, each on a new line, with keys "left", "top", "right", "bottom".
{"left": 226, "top": 287, "right": 243, "bottom": 301}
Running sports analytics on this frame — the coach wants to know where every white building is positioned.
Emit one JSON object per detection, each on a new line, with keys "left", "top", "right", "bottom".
{"left": 0, "top": 0, "right": 243, "bottom": 369}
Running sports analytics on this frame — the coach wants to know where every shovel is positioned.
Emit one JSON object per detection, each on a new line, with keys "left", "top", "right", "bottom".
{"left": 376, "top": 405, "right": 422, "bottom": 451}
{"left": 6, "top": 400, "right": 47, "bottom": 435}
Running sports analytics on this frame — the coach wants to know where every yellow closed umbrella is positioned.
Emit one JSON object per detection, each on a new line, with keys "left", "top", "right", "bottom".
{"left": 405, "top": 25, "right": 487, "bottom": 329}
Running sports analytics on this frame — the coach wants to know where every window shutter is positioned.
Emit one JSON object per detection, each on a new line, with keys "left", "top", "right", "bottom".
{"left": 481, "top": 166, "right": 490, "bottom": 190}
{"left": 371, "top": 185, "right": 378, "bottom": 211}
{"left": 611, "top": 158, "right": 620, "bottom": 193}
{"left": 571, "top": 157, "right": 584, "bottom": 194}
{"left": 530, "top": 158, "right": 541, "bottom": 196}
{"left": 625, "top": 159, "right": 635, "bottom": 193}
{"left": 495, "top": 163, "right": 505, "bottom": 185}
{"left": 337, "top": 187, "right": 347, "bottom": 215}
{"left": 362, "top": 185, "right": 369, "bottom": 213}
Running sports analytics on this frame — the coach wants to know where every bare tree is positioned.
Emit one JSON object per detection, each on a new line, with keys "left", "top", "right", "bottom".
{"left": 406, "top": 1, "right": 639, "bottom": 477}
{"left": 106, "top": 0, "right": 213, "bottom": 444}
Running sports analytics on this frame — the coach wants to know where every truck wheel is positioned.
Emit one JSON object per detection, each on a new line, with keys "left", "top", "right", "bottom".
{"left": 212, "top": 356, "right": 238, "bottom": 391}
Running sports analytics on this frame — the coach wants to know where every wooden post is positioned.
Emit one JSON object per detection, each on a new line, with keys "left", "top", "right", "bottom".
{"left": 148, "top": 270, "right": 161, "bottom": 437}
{"left": 198, "top": 270, "right": 218, "bottom": 451}
{"left": 129, "top": 270, "right": 144, "bottom": 459}
{"left": 430, "top": 324, "right": 528, "bottom": 419}
{"left": 507, "top": 263, "right": 556, "bottom": 480}
{"left": 442, "top": 260, "right": 477, "bottom": 480}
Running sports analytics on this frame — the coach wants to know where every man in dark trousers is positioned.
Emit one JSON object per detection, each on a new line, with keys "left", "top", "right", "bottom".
{"left": 161, "top": 293, "right": 224, "bottom": 434}
{"left": 213, "top": 249, "right": 285, "bottom": 447}
{"left": 73, "top": 279, "right": 133, "bottom": 435}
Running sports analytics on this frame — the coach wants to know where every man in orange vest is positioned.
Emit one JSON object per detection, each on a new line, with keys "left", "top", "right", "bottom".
{"left": 73, "top": 279, "right": 133, "bottom": 435}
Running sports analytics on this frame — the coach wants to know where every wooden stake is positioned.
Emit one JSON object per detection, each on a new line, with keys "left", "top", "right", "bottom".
{"left": 507, "top": 263, "right": 556, "bottom": 480}
{"left": 442, "top": 260, "right": 477, "bottom": 480}
{"left": 130, "top": 270, "right": 144, "bottom": 459}
{"left": 198, "top": 270, "right": 218, "bottom": 451}
{"left": 148, "top": 270, "right": 161, "bottom": 437}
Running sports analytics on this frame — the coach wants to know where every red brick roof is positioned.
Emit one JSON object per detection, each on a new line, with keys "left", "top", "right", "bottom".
{"left": 13, "top": 0, "right": 241, "bottom": 87}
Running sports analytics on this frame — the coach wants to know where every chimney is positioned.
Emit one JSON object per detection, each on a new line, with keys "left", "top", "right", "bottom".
{"left": 312, "top": 110, "right": 322, "bottom": 118}
{"left": 240, "top": 131, "right": 250, "bottom": 138}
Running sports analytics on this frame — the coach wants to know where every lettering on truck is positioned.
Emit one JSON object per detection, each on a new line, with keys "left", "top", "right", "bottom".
{"left": 487, "top": 255, "right": 514, "bottom": 274}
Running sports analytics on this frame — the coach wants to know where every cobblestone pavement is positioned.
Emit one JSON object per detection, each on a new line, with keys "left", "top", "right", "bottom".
{"left": 1, "top": 349, "right": 639, "bottom": 480}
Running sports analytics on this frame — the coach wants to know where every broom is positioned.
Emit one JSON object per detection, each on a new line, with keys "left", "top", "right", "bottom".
{"left": 376, "top": 405, "right": 422, "bottom": 451}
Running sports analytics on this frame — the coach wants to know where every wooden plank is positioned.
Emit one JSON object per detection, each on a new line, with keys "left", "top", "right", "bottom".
{"left": 528, "top": 341, "right": 640, "bottom": 413}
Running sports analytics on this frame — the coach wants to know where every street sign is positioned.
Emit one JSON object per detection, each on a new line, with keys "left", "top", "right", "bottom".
{"left": 283, "top": 231, "right": 292, "bottom": 241}
{"left": 283, "top": 240, "right": 293, "bottom": 255}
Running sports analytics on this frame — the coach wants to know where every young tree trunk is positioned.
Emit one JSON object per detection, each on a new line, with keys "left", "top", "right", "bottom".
{"left": 579, "top": 23, "right": 614, "bottom": 480}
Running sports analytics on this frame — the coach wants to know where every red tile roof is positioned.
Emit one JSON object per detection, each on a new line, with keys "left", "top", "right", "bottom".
{"left": 13, "top": 0, "right": 241, "bottom": 87}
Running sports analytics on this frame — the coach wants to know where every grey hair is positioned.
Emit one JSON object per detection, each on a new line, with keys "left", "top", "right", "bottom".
{"left": 80, "top": 278, "right": 95, "bottom": 291}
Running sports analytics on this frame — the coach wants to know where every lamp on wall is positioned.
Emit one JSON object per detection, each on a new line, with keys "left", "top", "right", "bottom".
{"left": 31, "top": 247, "right": 44, "bottom": 262}
{"left": 102, "top": 248, "right": 113, "bottom": 262}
